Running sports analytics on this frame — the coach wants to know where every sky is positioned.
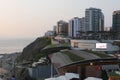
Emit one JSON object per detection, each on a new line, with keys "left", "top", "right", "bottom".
{"left": 0, "top": 0, "right": 119, "bottom": 39}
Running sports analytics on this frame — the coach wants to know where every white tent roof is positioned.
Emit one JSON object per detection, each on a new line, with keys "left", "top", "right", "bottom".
{"left": 0, "top": 78, "right": 3, "bottom": 80}
{"left": 84, "top": 77, "right": 102, "bottom": 80}
{"left": 45, "top": 76, "right": 66, "bottom": 80}
{"left": 65, "top": 73, "right": 79, "bottom": 80}
{"left": 45, "top": 73, "right": 79, "bottom": 80}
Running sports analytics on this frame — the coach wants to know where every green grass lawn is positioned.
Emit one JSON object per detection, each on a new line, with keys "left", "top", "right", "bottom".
{"left": 47, "top": 43, "right": 70, "bottom": 48}
{"left": 61, "top": 43, "right": 70, "bottom": 47}
{"left": 83, "top": 50, "right": 112, "bottom": 58}
{"left": 48, "top": 44, "right": 56, "bottom": 47}
{"left": 108, "top": 72, "right": 120, "bottom": 76}
{"left": 61, "top": 51, "right": 84, "bottom": 62}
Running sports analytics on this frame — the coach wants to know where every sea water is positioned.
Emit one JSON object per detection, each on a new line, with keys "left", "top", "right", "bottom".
{"left": 0, "top": 38, "right": 35, "bottom": 54}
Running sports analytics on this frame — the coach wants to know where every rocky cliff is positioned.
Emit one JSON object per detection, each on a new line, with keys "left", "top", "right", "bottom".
{"left": 17, "top": 37, "right": 51, "bottom": 62}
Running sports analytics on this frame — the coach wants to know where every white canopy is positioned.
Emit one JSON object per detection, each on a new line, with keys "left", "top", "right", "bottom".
{"left": 65, "top": 73, "right": 79, "bottom": 80}
{"left": 84, "top": 77, "right": 102, "bottom": 80}
{"left": 0, "top": 78, "right": 2, "bottom": 80}
{"left": 45, "top": 73, "right": 79, "bottom": 80}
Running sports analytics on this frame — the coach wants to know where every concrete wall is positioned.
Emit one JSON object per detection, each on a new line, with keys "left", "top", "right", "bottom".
{"left": 28, "top": 64, "right": 57, "bottom": 79}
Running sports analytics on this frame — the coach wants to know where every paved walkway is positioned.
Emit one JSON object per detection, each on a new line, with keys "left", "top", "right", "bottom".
{"left": 51, "top": 52, "right": 72, "bottom": 68}
{"left": 69, "top": 50, "right": 101, "bottom": 60}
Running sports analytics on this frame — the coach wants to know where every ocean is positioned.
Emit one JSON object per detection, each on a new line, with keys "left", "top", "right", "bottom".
{"left": 0, "top": 38, "right": 35, "bottom": 54}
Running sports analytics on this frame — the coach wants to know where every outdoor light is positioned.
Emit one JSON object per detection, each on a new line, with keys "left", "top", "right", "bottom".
{"left": 90, "top": 62, "right": 93, "bottom": 66}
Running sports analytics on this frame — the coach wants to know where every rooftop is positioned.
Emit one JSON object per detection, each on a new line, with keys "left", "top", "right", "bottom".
{"left": 113, "top": 10, "right": 120, "bottom": 15}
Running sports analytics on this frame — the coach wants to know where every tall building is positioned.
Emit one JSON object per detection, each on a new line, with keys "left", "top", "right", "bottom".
{"left": 45, "top": 30, "right": 54, "bottom": 37}
{"left": 85, "top": 8, "right": 104, "bottom": 32}
{"left": 57, "top": 20, "right": 68, "bottom": 36}
{"left": 69, "top": 17, "right": 82, "bottom": 38}
{"left": 81, "top": 17, "right": 86, "bottom": 32}
{"left": 69, "top": 17, "right": 85, "bottom": 38}
{"left": 112, "top": 10, "right": 120, "bottom": 32}
{"left": 53, "top": 26, "right": 57, "bottom": 35}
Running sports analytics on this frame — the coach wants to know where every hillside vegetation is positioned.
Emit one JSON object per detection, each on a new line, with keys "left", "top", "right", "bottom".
{"left": 17, "top": 37, "right": 51, "bottom": 62}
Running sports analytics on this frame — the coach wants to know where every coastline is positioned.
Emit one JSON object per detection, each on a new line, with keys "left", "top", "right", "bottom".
{"left": 0, "top": 52, "right": 21, "bottom": 79}
{"left": 0, "top": 38, "right": 34, "bottom": 55}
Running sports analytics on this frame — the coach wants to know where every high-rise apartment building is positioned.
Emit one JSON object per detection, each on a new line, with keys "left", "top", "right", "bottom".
{"left": 85, "top": 8, "right": 104, "bottom": 32}
{"left": 57, "top": 20, "right": 68, "bottom": 36}
{"left": 112, "top": 10, "right": 120, "bottom": 32}
{"left": 81, "top": 17, "right": 86, "bottom": 32}
{"left": 69, "top": 17, "right": 85, "bottom": 38}
{"left": 69, "top": 17, "right": 81, "bottom": 37}
{"left": 53, "top": 26, "right": 57, "bottom": 35}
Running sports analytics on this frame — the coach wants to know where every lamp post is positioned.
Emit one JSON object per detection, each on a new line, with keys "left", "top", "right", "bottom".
{"left": 13, "top": 61, "right": 15, "bottom": 76}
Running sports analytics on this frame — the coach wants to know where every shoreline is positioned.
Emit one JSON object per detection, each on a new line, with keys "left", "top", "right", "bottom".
{"left": 0, "top": 51, "right": 22, "bottom": 55}
{"left": 0, "top": 52, "right": 21, "bottom": 58}
{"left": 0, "top": 52, "right": 21, "bottom": 79}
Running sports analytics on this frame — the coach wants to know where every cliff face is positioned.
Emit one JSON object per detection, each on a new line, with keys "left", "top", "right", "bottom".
{"left": 18, "top": 37, "right": 51, "bottom": 62}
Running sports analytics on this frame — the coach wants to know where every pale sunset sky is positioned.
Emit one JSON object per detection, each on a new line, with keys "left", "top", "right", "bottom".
{"left": 0, "top": 0, "right": 119, "bottom": 38}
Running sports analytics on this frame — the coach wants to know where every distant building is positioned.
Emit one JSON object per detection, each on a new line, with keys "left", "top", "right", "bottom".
{"left": 112, "top": 10, "right": 120, "bottom": 39}
{"left": 85, "top": 8, "right": 104, "bottom": 32}
{"left": 57, "top": 20, "right": 68, "bottom": 36}
{"left": 53, "top": 26, "right": 57, "bottom": 35}
{"left": 45, "top": 31, "right": 54, "bottom": 37}
{"left": 69, "top": 17, "right": 80, "bottom": 38}
{"left": 104, "top": 27, "right": 111, "bottom": 31}
{"left": 112, "top": 10, "right": 120, "bottom": 32}
{"left": 69, "top": 17, "right": 84, "bottom": 38}
{"left": 81, "top": 17, "right": 86, "bottom": 32}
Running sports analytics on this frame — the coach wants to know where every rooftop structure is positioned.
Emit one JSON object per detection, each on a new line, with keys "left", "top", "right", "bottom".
{"left": 113, "top": 10, "right": 120, "bottom": 15}
{"left": 58, "top": 58, "right": 120, "bottom": 80}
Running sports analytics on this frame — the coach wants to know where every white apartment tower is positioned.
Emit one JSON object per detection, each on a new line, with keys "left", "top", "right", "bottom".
{"left": 69, "top": 17, "right": 85, "bottom": 38}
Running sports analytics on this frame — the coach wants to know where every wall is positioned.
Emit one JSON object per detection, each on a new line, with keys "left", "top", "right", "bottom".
{"left": 28, "top": 64, "right": 57, "bottom": 79}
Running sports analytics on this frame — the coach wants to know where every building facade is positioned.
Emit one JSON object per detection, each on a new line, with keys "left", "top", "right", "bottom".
{"left": 58, "top": 59, "right": 120, "bottom": 80}
{"left": 81, "top": 17, "right": 86, "bottom": 32}
{"left": 28, "top": 64, "right": 57, "bottom": 79}
{"left": 85, "top": 8, "right": 104, "bottom": 32}
{"left": 69, "top": 17, "right": 84, "bottom": 38}
{"left": 53, "top": 26, "right": 57, "bottom": 35}
{"left": 57, "top": 20, "right": 68, "bottom": 36}
{"left": 112, "top": 10, "right": 120, "bottom": 39}
{"left": 45, "top": 31, "right": 54, "bottom": 37}
{"left": 112, "top": 10, "right": 120, "bottom": 32}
